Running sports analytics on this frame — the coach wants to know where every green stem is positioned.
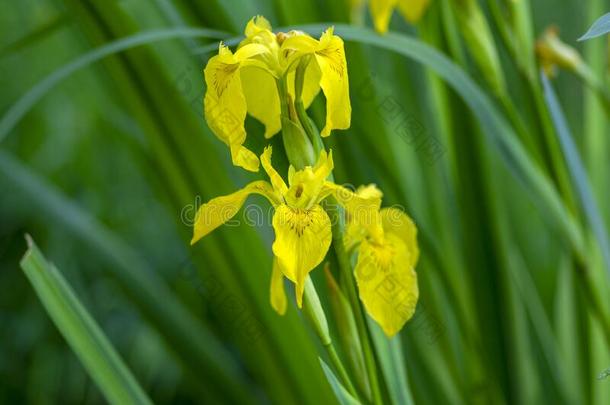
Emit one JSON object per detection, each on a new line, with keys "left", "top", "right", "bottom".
{"left": 576, "top": 260, "right": 610, "bottom": 349}
{"left": 277, "top": 74, "right": 362, "bottom": 400}
{"left": 294, "top": 58, "right": 325, "bottom": 154}
{"left": 292, "top": 58, "right": 383, "bottom": 404}
{"left": 325, "top": 341, "right": 359, "bottom": 398}
{"left": 575, "top": 64, "right": 610, "bottom": 116}
{"left": 328, "top": 208, "right": 384, "bottom": 405}
{"left": 302, "top": 278, "right": 360, "bottom": 399}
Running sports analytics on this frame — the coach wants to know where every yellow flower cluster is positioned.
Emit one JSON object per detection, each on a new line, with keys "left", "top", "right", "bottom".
{"left": 204, "top": 16, "right": 351, "bottom": 172}
{"left": 352, "top": 0, "right": 430, "bottom": 33}
{"left": 195, "top": 17, "right": 420, "bottom": 337}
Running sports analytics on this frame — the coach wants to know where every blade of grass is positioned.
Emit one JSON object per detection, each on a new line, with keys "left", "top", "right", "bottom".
{"left": 541, "top": 73, "right": 610, "bottom": 279}
{"left": 367, "top": 320, "right": 415, "bottom": 405}
{"left": 0, "top": 13, "right": 67, "bottom": 58}
{"left": 579, "top": 12, "right": 610, "bottom": 41}
{"left": 0, "top": 27, "right": 228, "bottom": 143}
{"left": 0, "top": 150, "right": 256, "bottom": 405}
{"left": 319, "top": 358, "right": 362, "bottom": 405}
{"left": 20, "top": 235, "right": 153, "bottom": 405}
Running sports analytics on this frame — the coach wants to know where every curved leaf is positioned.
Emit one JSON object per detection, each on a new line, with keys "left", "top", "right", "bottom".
{"left": 579, "top": 12, "right": 610, "bottom": 41}
{"left": 0, "top": 27, "right": 228, "bottom": 143}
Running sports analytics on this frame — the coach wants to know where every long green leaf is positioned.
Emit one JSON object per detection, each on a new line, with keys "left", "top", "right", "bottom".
{"left": 0, "top": 150, "right": 255, "bottom": 404}
{"left": 20, "top": 236, "right": 152, "bottom": 405}
{"left": 541, "top": 73, "right": 610, "bottom": 278}
{"left": 579, "top": 12, "right": 610, "bottom": 41}
{"left": 0, "top": 27, "right": 228, "bottom": 143}
{"left": 367, "top": 320, "right": 415, "bottom": 405}
{"left": 319, "top": 358, "right": 362, "bottom": 405}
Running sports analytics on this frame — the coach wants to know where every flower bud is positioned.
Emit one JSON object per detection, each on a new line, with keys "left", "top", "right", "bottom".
{"left": 536, "top": 26, "right": 582, "bottom": 76}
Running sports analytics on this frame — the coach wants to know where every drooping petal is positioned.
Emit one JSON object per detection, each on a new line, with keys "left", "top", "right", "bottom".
{"left": 344, "top": 217, "right": 367, "bottom": 252}
{"left": 241, "top": 66, "right": 282, "bottom": 138}
{"left": 396, "top": 0, "right": 430, "bottom": 23}
{"left": 191, "top": 180, "right": 278, "bottom": 245}
{"left": 270, "top": 257, "right": 287, "bottom": 315}
{"left": 280, "top": 33, "right": 318, "bottom": 68}
{"left": 203, "top": 43, "right": 268, "bottom": 172}
{"left": 313, "top": 28, "right": 351, "bottom": 136}
{"left": 354, "top": 234, "right": 419, "bottom": 336}
{"left": 343, "top": 184, "right": 383, "bottom": 251}
{"left": 261, "top": 146, "right": 288, "bottom": 195}
{"left": 272, "top": 204, "right": 332, "bottom": 307}
{"left": 321, "top": 182, "right": 382, "bottom": 231}
{"left": 380, "top": 207, "right": 419, "bottom": 267}
{"left": 369, "top": 0, "right": 398, "bottom": 34}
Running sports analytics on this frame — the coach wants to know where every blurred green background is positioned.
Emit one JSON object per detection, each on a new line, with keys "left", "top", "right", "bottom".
{"left": 1, "top": 0, "right": 609, "bottom": 404}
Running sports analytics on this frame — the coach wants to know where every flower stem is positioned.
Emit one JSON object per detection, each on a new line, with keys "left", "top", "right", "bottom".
{"left": 302, "top": 278, "right": 360, "bottom": 399}
{"left": 324, "top": 343, "right": 359, "bottom": 398}
{"left": 327, "top": 203, "right": 384, "bottom": 405}
{"left": 277, "top": 74, "right": 361, "bottom": 400}
{"left": 292, "top": 61, "right": 384, "bottom": 404}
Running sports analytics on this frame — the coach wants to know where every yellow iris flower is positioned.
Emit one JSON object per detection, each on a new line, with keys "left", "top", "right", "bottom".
{"left": 203, "top": 16, "right": 351, "bottom": 172}
{"left": 368, "top": 0, "right": 431, "bottom": 33}
{"left": 345, "top": 185, "right": 419, "bottom": 337}
{"left": 190, "top": 147, "right": 379, "bottom": 312}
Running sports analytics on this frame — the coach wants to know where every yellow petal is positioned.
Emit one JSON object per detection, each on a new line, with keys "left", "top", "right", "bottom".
{"left": 272, "top": 204, "right": 332, "bottom": 307}
{"left": 261, "top": 146, "right": 288, "bottom": 195}
{"left": 191, "top": 180, "right": 278, "bottom": 245}
{"left": 314, "top": 28, "right": 351, "bottom": 136}
{"left": 240, "top": 66, "right": 282, "bottom": 138}
{"left": 354, "top": 234, "right": 419, "bottom": 336}
{"left": 344, "top": 216, "right": 367, "bottom": 252}
{"left": 396, "top": 0, "right": 430, "bottom": 23}
{"left": 369, "top": 0, "right": 398, "bottom": 34}
{"left": 380, "top": 207, "right": 419, "bottom": 267}
{"left": 270, "top": 257, "right": 287, "bottom": 315}
{"left": 281, "top": 33, "right": 318, "bottom": 52}
{"left": 285, "top": 150, "right": 334, "bottom": 208}
{"left": 245, "top": 15, "right": 272, "bottom": 37}
{"left": 323, "top": 182, "right": 382, "bottom": 229}
{"left": 204, "top": 43, "right": 267, "bottom": 172}
{"left": 286, "top": 58, "right": 322, "bottom": 109}
{"left": 343, "top": 185, "right": 385, "bottom": 250}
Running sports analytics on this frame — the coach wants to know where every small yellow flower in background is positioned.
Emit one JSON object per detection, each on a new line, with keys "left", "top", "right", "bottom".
{"left": 345, "top": 185, "right": 419, "bottom": 337}
{"left": 191, "top": 147, "right": 379, "bottom": 310}
{"left": 203, "top": 16, "right": 351, "bottom": 172}
{"left": 536, "top": 26, "right": 583, "bottom": 77}
{"left": 369, "top": 0, "right": 431, "bottom": 34}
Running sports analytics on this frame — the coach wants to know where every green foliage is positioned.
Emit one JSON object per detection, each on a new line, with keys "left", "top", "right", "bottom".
{"left": 20, "top": 236, "right": 152, "bottom": 405}
{"left": 1, "top": 0, "right": 609, "bottom": 404}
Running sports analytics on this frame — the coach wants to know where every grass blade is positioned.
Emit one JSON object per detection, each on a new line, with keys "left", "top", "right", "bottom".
{"left": 579, "top": 12, "right": 610, "bottom": 41}
{"left": 20, "top": 236, "right": 152, "bottom": 405}
{"left": 367, "top": 320, "right": 415, "bottom": 405}
{"left": 0, "top": 27, "right": 228, "bottom": 143}
{"left": 541, "top": 73, "right": 610, "bottom": 278}
{"left": 0, "top": 150, "right": 256, "bottom": 404}
{"left": 319, "top": 358, "right": 362, "bottom": 405}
